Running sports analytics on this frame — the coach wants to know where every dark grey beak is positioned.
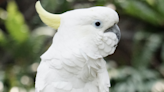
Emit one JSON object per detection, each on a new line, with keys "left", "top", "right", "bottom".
{"left": 104, "top": 24, "right": 121, "bottom": 41}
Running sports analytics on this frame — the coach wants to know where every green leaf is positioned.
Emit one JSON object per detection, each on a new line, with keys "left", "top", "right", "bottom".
{"left": 115, "top": 0, "right": 161, "bottom": 25}
{"left": 132, "top": 31, "right": 162, "bottom": 68}
{"left": 41, "top": 0, "right": 58, "bottom": 13}
{"left": 146, "top": 0, "right": 156, "bottom": 6}
{"left": 157, "top": 0, "right": 164, "bottom": 16}
{"left": 96, "top": 0, "right": 107, "bottom": 6}
{"left": 114, "top": 82, "right": 128, "bottom": 92}
{"left": 5, "top": 1, "right": 29, "bottom": 43}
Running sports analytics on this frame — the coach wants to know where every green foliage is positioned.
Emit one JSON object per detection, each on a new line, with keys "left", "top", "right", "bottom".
{"left": 108, "top": 66, "right": 161, "bottom": 92}
{"left": 132, "top": 31, "right": 163, "bottom": 68}
{"left": 110, "top": 0, "right": 164, "bottom": 92}
{"left": 114, "top": 0, "right": 164, "bottom": 26}
{"left": 5, "top": 1, "right": 29, "bottom": 43}
{"left": 0, "top": 1, "right": 52, "bottom": 92}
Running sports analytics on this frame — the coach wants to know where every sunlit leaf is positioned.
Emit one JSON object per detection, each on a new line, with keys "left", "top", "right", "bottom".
{"left": 146, "top": 0, "right": 156, "bottom": 6}
{"left": 151, "top": 80, "right": 164, "bottom": 92}
{"left": 5, "top": 1, "right": 29, "bottom": 43}
{"left": 0, "top": 8, "right": 7, "bottom": 20}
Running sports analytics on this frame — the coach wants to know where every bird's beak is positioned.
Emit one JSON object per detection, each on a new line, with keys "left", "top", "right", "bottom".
{"left": 104, "top": 24, "right": 121, "bottom": 41}
{"left": 35, "top": 1, "right": 61, "bottom": 29}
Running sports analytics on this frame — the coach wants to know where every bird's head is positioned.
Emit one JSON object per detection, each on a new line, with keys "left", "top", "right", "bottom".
{"left": 36, "top": 1, "right": 121, "bottom": 58}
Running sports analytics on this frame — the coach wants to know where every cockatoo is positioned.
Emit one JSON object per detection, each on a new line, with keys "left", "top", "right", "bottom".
{"left": 35, "top": 1, "right": 120, "bottom": 92}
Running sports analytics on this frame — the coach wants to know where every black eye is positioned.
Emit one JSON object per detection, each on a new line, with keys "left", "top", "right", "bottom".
{"left": 95, "top": 22, "right": 101, "bottom": 27}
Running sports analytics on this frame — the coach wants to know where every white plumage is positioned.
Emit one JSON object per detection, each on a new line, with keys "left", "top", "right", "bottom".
{"left": 35, "top": 1, "right": 120, "bottom": 92}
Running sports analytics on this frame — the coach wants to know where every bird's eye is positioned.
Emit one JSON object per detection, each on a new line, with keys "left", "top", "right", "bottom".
{"left": 95, "top": 22, "right": 101, "bottom": 26}
{"left": 94, "top": 21, "right": 102, "bottom": 27}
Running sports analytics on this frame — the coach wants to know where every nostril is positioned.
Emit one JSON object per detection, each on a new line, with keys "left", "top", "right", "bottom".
{"left": 114, "top": 44, "right": 117, "bottom": 47}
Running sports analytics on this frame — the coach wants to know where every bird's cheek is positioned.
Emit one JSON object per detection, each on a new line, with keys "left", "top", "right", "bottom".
{"left": 94, "top": 33, "right": 118, "bottom": 57}
{"left": 103, "top": 33, "right": 118, "bottom": 44}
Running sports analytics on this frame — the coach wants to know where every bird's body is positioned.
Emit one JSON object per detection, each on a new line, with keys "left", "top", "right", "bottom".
{"left": 35, "top": 1, "right": 120, "bottom": 92}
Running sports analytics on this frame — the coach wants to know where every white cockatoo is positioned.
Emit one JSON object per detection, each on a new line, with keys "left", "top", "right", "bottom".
{"left": 35, "top": 1, "right": 120, "bottom": 92}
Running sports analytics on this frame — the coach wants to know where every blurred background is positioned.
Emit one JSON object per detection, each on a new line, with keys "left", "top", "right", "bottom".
{"left": 0, "top": 0, "right": 164, "bottom": 92}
